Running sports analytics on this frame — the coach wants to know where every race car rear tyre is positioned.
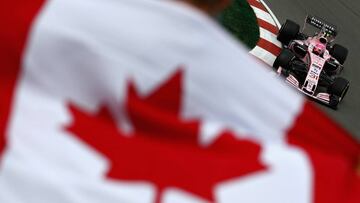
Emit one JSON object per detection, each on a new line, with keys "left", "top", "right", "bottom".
{"left": 330, "top": 44, "right": 348, "bottom": 65}
{"left": 328, "top": 77, "right": 350, "bottom": 101}
{"left": 277, "top": 20, "right": 300, "bottom": 45}
{"left": 273, "top": 49, "right": 295, "bottom": 76}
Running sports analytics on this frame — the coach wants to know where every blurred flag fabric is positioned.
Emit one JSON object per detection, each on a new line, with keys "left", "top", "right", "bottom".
{"left": 0, "top": 0, "right": 359, "bottom": 203}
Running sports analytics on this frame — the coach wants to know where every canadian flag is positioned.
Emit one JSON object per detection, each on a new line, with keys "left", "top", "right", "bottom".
{"left": 0, "top": 0, "right": 359, "bottom": 203}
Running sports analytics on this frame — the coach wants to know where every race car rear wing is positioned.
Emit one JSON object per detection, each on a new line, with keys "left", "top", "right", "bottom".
{"left": 305, "top": 15, "right": 338, "bottom": 36}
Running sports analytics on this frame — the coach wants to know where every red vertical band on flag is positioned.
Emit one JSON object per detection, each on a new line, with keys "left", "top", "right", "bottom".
{"left": 0, "top": 1, "right": 45, "bottom": 161}
{"left": 287, "top": 101, "right": 360, "bottom": 203}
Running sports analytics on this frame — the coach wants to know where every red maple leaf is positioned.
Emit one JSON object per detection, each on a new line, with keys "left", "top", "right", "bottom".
{"left": 66, "top": 69, "right": 266, "bottom": 202}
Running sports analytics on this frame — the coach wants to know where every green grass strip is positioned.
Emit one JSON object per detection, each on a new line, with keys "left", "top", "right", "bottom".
{"left": 218, "top": 0, "right": 260, "bottom": 49}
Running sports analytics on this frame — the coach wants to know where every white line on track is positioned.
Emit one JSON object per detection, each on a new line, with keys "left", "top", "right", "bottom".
{"left": 258, "top": 0, "right": 281, "bottom": 28}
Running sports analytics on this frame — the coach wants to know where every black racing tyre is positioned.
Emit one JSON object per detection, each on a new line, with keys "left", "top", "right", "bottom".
{"left": 273, "top": 49, "right": 295, "bottom": 73}
{"left": 330, "top": 44, "right": 348, "bottom": 65}
{"left": 277, "top": 20, "right": 300, "bottom": 45}
{"left": 328, "top": 77, "right": 350, "bottom": 100}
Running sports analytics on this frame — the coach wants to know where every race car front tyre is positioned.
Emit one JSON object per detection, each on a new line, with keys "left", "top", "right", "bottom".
{"left": 330, "top": 44, "right": 348, "bottom": 65}
{"left": 277, "top": 20, "right": 300, "bottom": 45}
{"left": 328, "top": 77, "right": 350, "bottom": 101}
{"left": 273, "top": 49, "right": 295, "bottom": 76}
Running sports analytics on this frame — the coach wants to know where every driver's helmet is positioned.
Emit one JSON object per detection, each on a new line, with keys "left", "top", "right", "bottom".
{"left": 313, "top": 43, "right": 326, "bottom": 55}
{"left": 319, "top": 37, "right": 327, "bottom": 44}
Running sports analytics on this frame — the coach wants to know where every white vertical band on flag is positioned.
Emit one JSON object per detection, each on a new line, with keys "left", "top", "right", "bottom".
{"left": 216, "top": 143, "right": 313, "bottom": 203}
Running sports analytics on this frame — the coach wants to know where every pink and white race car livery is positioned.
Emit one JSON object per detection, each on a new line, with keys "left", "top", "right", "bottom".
{"left": 274, "top": 15, "right": 350, "bottom": 109}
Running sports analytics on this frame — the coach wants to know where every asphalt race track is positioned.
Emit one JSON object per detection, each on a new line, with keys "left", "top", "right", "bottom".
{"left": 263, "top": 0, "right": 360, "bottom": 140}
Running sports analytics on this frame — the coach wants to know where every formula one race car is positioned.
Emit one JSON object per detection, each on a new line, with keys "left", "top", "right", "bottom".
{"left": 273, "top": 15, "right": 350, "bottom": 109}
